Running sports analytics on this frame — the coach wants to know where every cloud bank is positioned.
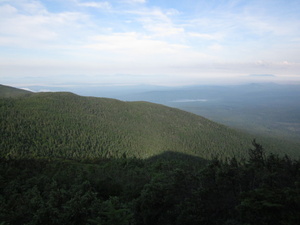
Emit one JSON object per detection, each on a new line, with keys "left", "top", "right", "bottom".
{"left": 0, "top": 0, "right": 300, "bottom": 86}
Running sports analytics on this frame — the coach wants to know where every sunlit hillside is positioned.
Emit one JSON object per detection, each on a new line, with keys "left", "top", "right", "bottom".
{"left": 1, "top": 85, "right": 300, "bottom": 161}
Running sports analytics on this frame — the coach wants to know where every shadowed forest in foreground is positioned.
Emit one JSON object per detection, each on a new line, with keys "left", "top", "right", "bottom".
{"left": 1, "top": 141, "right": 300, "bottom": 225}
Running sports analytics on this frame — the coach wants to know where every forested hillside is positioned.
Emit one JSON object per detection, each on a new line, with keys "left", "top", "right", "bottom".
{"left": 1, "top": 85, "right": 300, "bottom": 224}
{"left": 1, "top": 90, "right": 299, "bottom": 161}
{"left": 0, "top": 84, "right": 32, "bottom": 98}
{"left": 1, "top": 91, "right": 248, "bottom": 160}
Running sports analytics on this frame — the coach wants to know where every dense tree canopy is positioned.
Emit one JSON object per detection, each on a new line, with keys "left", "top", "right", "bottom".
{"left": 1, "top": 92, "right": 299, "bottom": 161}
{"left": 1, "top": 88, "right": 299, "bottom": 224}
{"left": 1, "top": 143, "right": 299, "bottom": 224}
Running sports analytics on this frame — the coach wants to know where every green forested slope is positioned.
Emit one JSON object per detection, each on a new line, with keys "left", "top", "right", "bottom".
{"left": 0, "top": 84, "right": 32, "bottom": 98}
{"left": 1, "top": 91, "right": 299, "bottom": 160}
{"left": 1, "top": 87, "right": 300, "bottom": 225}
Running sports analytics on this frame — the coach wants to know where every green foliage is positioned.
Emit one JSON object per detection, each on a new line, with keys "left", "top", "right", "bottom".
{"left": 238, "top": 188, "right": 299, "bottom": 225}
{"left": 0, "top": 91, "right": 261, "bottom": 161}
{"left": 1, "top": 86, "right": 300, "bottom": 224}
{"left": 89, "top": 196, "right": 134, "bottom": 225}
{"left": 0, "top": 84, "right": 32, "bottom": 98}
{"left": 1, "top": 145, "right": 299, "bottom": 225}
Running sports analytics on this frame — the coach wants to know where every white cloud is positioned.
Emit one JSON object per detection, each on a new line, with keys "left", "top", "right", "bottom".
{"left": 127, "top": 7, "right": 170, "bottom": 20}
{"left": 122, "top": 0, "right": 146, "bottom": 4}
{"left": 125, "top": 7, "right": 184, "bottom": 38}
{"left": 0, "top": 1, "right": 90, "bottom": 48}
{"left": 85, "top": 32, "right": 188, "bottom": 55}
{"left": 0, "top": 4, "right": 17, "bottom": 14}
{"left": 209, "top": 44, "right": 223, "bottom": 51}
{"left": 165, "top": 8, "right": 180, "bottom": 16}
{"left": 78, "top": 1, "right": 111, "bottom": 9}
{"left": 20, "top": 0, "right": 47, "bottom": 14}
{"left": 1, "top": 0, "right": 300, "bottom": 86}
{"left": 280, "top": 61, "right": 295, "bottom": 66}
{"left": 143, "top": 22, "right": 184, "bottom": 37}
{"left": 188, "top": 32, "right": 223, "bottom": 41}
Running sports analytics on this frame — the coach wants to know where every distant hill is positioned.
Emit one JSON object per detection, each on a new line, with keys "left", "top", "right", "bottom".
{"left": 0, "top": 84, "right": 32, "bottom": 98}
{"left": 0, "top": 85, "right": 299, "bottom": 160}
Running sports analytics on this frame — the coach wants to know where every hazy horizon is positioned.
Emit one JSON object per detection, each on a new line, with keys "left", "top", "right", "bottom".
{"left": 1, "top": 0, "right": 300, "bottom": 88}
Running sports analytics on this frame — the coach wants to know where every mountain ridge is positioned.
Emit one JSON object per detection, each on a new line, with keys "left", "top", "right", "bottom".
{"left": 1, "top": 84, "right": 299, "bottom": 160}
{"left": 0, "top": 84, "right": 32, "bottom": 98}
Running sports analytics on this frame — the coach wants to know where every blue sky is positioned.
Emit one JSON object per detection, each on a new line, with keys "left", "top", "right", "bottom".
{"left": 1, "top": 0, "right": 300, "bottom": 88}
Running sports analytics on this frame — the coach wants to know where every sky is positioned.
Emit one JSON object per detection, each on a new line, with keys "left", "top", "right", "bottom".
{"left": 1, "top": 0, "right": 300, "bottom": 88}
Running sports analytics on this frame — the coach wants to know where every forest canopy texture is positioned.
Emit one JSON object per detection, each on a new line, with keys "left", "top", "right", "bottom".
{"left": 1, "top": 142, "right": 300, "bottom": 225}
{"left": 0, "top": 85, "right": 299, "bottom": 224}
